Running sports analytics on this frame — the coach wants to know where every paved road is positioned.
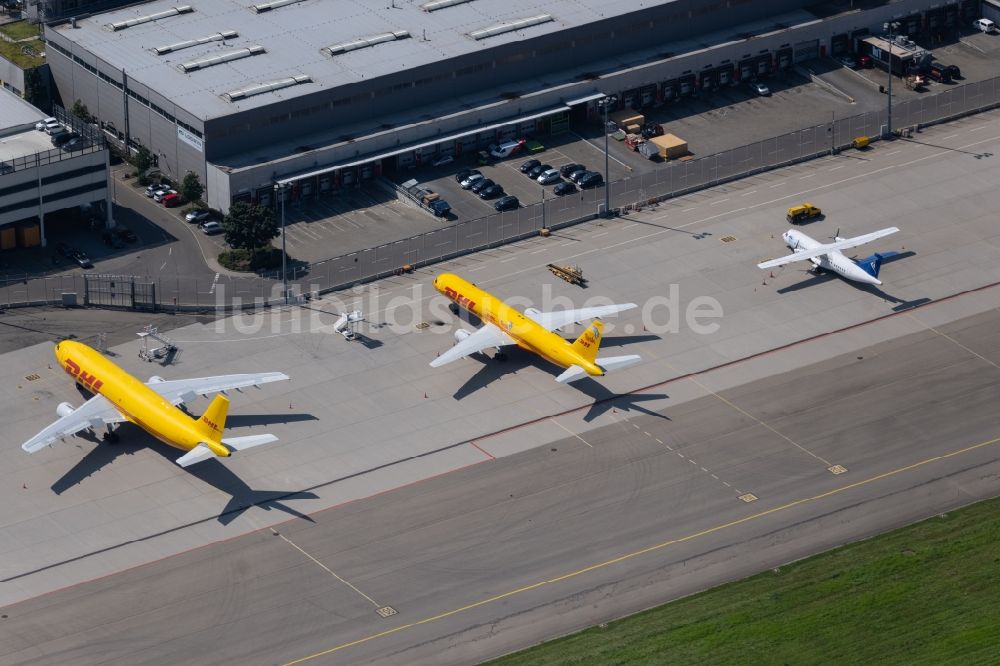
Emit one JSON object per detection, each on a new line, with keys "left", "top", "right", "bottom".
{"left": 1, "top": 307, "right": 997, "bottom": 665}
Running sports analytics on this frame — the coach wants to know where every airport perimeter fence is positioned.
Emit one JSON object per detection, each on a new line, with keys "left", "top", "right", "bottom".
{"left": 2, "top": 74, "right": 999, "bottom": 312}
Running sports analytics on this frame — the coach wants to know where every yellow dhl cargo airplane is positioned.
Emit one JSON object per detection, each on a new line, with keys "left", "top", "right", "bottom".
{"left": 21, "top": 340, "right": 289, "bottom": 467}
{"left": 432, "top": 272, "right": 641, "bottom": 383}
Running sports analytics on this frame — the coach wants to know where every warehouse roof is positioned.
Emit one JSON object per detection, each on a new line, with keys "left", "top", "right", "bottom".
{"left": 50, "top": 0, "right": 667, "bottom": 121}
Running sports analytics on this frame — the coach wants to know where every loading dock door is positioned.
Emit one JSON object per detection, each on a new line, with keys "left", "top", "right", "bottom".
{"left": 793, "top": 40, "right": 819, "bottom": 62}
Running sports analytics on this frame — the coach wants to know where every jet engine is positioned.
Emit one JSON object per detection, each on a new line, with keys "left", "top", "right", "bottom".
{"left": 148, "top": 375, "right": 165, "bottom": 383}
{"left": 454, "top": 329, "right": 473, "bottom": 342}
{"left": 56, "top": 402, "right": 75, "bottom": 417}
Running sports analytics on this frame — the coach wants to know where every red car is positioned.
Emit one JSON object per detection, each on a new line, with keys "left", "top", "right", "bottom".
{"left": 856, "top": 54, "right": 873, "bottom": 69}
{"left": 162, "top": 193, "right": 182, "bottom": 207}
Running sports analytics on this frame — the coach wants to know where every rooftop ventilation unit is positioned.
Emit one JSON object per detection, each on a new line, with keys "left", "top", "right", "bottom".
{"left": 322, "top": 30, "right": 410, "bottom": 57}
{"left": 469, "top": 14, "right": 553, "bottom": 40}
{"left": 154, "top": 31, "right": 238, "bottom": 55}
{"left": 108, "top": 5, "right": 193, "bottom": 31}
{"left": 224, "top": 74, "right": 311, "bottom": 101}
{"left": 181, "top": 46, "right": 265, "bottom": 72}
{"left": 421, "top": 0, "right": 474, "bottom": 11}
{"left": 251, "top": 0, "right": 306, "bottom": 13}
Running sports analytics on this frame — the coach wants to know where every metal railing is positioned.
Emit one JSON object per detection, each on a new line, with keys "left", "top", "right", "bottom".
{"left": 2, "top": 74, "right": 999, "bottom": 311}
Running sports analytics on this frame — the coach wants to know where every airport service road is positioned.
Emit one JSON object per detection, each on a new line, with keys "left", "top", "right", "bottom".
{"left": 1, "top": 306, "right": 998, "bottom": 666}
{"left": 1, "top": 111, "right": 1000, "bottom": 659}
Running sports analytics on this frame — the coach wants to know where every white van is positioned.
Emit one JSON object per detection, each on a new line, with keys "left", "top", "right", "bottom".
{"left": 488, "top": 138, "right": 525, "bottom": 159}
{"left": 973, "top": 18, "right": 996, "bottom": 33}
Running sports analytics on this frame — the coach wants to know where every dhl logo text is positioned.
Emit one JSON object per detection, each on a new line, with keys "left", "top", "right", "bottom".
{"left": 63, "top": 359, "right": 104, "bottom": 391}
{"left": 201, "top": 417, "right": 221, "bottom": 432}
{"left": 444, "top": 286, "right": 476, "bottom": 311}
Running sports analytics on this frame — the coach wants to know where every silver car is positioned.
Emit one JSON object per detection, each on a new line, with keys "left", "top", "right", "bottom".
{"left": 460, "top": 173, "right": 485, "bottom": 189}
{"left": 536, "top": 169, "right": 561, "bottom": 185}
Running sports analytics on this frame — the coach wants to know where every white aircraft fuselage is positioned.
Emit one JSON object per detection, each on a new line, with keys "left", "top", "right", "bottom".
{"left": 782, "top": 229, "right": 882, "bottom": 285}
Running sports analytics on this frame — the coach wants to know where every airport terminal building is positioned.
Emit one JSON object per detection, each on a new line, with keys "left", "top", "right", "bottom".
{"left": 44, "top": 0, "right": 975, "bottom": 212}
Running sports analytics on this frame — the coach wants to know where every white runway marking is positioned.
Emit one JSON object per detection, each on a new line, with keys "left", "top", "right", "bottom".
{"left": 941, "top": 134, "right": 957, "bottom": 140}
{"left": 885, "top": 150, "right": 902, "bottom": 156}
{"left": 828, "top": 165, "right": 845, "bottom": 171}
{"left": 711, "top": 198, "right": 730, "bottom": 205}
{"left": 769, "top": 182, "right": 786, "bottom": 188}
{"left": 593, "top": 232, "right": 608, "bottom": 238}
{"left": 271, "top": 529, "right": 382, "bottom": 608}
{"left": 741, "top": 190, "right": 758, "bottom": 196}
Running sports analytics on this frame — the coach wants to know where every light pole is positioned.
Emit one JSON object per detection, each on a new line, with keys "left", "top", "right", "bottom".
{"left": 540, "top": 181, "right": 546, "bottom": 231}
{"left": 274, "top": 183, "right": 288, "bottom": 305}
{"left": 597, "top": 95, "right": 617, "bottom": 218}
{"left": 884, "top": 21, "right": 900, "bottom": 138}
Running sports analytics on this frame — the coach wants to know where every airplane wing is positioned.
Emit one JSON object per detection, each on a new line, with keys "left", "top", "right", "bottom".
{"left": 147, "top": 372, "right": 290, "bottom": 405}
{"left": 21, "top": 394, "right": 125, "bottom": 453}
{"left": 430, "top": 323, "right": 517, "bottom": 368}
{"left": 758, "top": 227, "right": 899, "bottom": 269}
{"left": 524, "top": 303, "right": 638, "bottom": 331}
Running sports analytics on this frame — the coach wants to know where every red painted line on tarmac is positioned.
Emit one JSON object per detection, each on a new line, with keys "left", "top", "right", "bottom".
{"left": 470, "top": 441, "right": 496, "bottom": 460}
{"left": 470, "top": 279, "right": 1000, "bottom": 445}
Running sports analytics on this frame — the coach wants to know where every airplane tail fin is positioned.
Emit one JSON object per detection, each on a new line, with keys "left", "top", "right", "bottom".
{"left": 195, "top": 394, "right": 228, "bottom": 444}
{"left": 570, "top": 320, "right": 604, "bottom": 364}
{"left": 856, "top": 251, "right": 899, "bottom": 279}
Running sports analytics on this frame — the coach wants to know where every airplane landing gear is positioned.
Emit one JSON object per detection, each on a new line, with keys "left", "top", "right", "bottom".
{"left": 102, "top": 425, "right": 120, "bottom": 443}
{"left": 494, "top": 350, "right": 507, "bottom": 362}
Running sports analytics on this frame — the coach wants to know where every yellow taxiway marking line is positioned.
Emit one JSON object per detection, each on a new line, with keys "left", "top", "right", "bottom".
{"left": 282, "top": 433, "right": 1000, "bottom": 665}
{"left": 271, "top": 529, "right": 381, "bottom": 608}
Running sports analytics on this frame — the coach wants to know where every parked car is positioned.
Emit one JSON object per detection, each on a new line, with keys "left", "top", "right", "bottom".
{"left": 942, "top": 64, "right": 962, "bottom": 80}
{"left": 641, "top": 123, "right": 664, "bottom": 139}
{"left": 488, "top": 138, "right": 525, "bottom": 159}
{"left": 973, "top": 18, "right": 996, "bottom": 33}
{"left": 430, "top": 199, "right": 452, "bottom": 217}
{"left": 470, "top": 178, "right": 494, "bottom": 194}
{"left": 72, "top": 251, "right": 94, "bottom": 269}
{"left": 559, "top": 163, "right": 585, "bottom": 177}
{"left": 460, "top": 173, "right": 484, "bottom": 189}
{"left": 748, "top": 81, "right": 770, "bottom": 96}
{"left": 856, "top": 54, "right": 873, "bottom": 69}
{"left": 455, "top": 168, "right": 479, "bottom": 184}
{"left": 568, "top": 169, "right": 591, "bottom": 183}
{"left": 836, "top": 55, "right": 858, "bottom": 69}
{"left": 528, "top": 163, "right": 551, "bottom": 179}
{"left": 153, "top": 188, "right": 176, "bottom": 203}
{"left": 145, "top": 183, "right": 161, "bottom": 197}
{"left": 186, "top": 209, "right": 211, "bottom": 223}
{"left": 162, "top": 192, "right": 182, "bottom": 207}
{"left": 537, "top": 169, "right": 561, "bottom": 185}
{"left": 786, "top": 202, "right": 822, "bottom": 224}
{"left": 578, "top": 172, "right": 604, "bottom": 189}
{"left": 102, "top": 231, "right": 125, "bottom": 249}
{"left": 431, "top": 154, "right": 454, "bottom": 167}
{"left": 494, "top": 195, "right": 519, "bottom": 211}
{"left": 43, "top": 122, "right": 66, "bottom": 136}
{"left": 478, "top": 183, "right": 504, "bottom": 199}
{"left": 116, "top": 227, "right": 138, "bottom": 242}
{"left": 51, "top": 131, "right": 77, "bottom": 147}
{"left": 35, "top": 117, "right": 60, "bottom": 132}
{"left": 199, "top": 221, "right": 222, "bottom": 235}
{"left": 553, "top": 181, "right": 577, "bottom": 196}
{"left": 61, "top": 137, "right": 88, "bottom": 151}
{"left": 519, "top": 159, "right": 541, "bottom": 174}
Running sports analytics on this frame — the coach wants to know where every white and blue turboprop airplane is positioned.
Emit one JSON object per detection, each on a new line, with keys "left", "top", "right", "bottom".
{"left": 758, "top": 227, "right": 900, "bottom": 286}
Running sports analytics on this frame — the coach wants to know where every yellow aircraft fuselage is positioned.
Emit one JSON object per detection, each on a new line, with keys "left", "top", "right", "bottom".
{"left": 433, "top": 272, "right": 605, "bottom": 376}
{"left": 55, "top": 340, "right": 230, "bottom": 457}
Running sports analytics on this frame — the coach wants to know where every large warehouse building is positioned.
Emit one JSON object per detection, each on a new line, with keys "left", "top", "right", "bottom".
{"left": 45, "top": 0, "right": 975, "bottom": 212}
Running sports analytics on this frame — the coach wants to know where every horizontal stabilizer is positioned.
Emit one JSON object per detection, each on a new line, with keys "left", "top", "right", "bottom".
{"left": 555, "top": 365, "right": 589, "bottom": 384}
{"left": 176, "top": 443, "right": 217, "bottom": 468}
{"left": 221, "top": 434, "right": 278, "bottom": 452}
{"left": 597, "top": 355, "right": 643, "bottom": 373}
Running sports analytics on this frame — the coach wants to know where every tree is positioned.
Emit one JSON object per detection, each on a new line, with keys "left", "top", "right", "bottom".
{"left": 23, "top": 68, "right": 46, "bottom": 109}
{"left": 133, "top": 146, "right": 152, "bottom": 173}
{"left": 180, "top": 172, "right": 204, "bottom": 203}
{"left": 222, "top": 203, "right": 279, "bottom": 256}
{"left": 71, "top": 99, "right": 93, "bottom": 124}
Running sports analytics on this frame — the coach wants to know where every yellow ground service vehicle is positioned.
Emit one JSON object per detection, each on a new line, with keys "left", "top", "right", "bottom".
{"left": 786, "top": 203, "right": 822, "bottom": 224}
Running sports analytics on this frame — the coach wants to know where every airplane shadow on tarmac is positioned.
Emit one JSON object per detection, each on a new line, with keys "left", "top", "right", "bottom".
{"left": 51, "top": 421, "right": 318, "bottom": 525}
{"left": 451, "top": 334, "right": 667, "bottom": 423}
{"left": 775, "top": 252, "right": 930, "bottom": 310}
